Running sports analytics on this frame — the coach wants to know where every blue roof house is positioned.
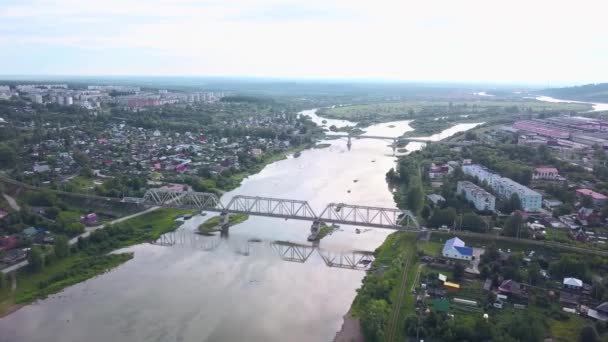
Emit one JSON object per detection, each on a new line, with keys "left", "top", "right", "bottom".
{"left": 442, "top": 237, "right": 473, "bottom": 261}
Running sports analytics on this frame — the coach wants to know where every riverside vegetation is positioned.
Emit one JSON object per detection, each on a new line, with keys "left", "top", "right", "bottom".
{"left": 0, "top": 208, "right": 190, "bottom": 316}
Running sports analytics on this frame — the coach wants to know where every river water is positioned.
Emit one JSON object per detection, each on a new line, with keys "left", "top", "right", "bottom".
{"left": 534, "top": 95, "right": 608, "bottom": 112}
{"left": 0, "top": 110, "right": 480, "bottom": 342}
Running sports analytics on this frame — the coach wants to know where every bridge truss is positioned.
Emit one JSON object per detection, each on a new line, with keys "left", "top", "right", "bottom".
{"left": 126, "top": 190, "right": 419, "bottom": 230}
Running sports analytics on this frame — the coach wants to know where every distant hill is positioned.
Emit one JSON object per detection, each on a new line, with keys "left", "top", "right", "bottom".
{"left": 538, "top": 83, "right": 608, "bottom": 103}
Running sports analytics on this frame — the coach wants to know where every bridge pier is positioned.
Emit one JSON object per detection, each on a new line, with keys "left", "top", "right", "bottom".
{"left": 220, "top": 211, "right": 230, "bottom": 238}
{"left": 307, "top": 220, "right": 321, "bottom": 241}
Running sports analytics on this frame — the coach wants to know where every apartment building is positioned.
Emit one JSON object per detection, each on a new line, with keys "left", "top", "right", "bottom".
{"left": 462, "top": 164, "right": 542, "bottom": 212}
{"left": 457, "top": 181, "right": 496, "bottom": 212}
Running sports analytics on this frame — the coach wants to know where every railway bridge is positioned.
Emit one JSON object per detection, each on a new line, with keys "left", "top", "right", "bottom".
{"left": 123, "top": 189, "right": 419, "bottom": 237}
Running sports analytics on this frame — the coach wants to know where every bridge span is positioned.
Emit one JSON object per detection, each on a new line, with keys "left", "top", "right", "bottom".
{"left": 123, "top": 189, "right": 419, "bottom": 235}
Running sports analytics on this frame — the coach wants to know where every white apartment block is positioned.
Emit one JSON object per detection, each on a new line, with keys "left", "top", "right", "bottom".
{"left": 457, "top": 181, "right": 496, "bottom": 212}
{"left": 462, "top": 164, "right": 542, "bottom": 212}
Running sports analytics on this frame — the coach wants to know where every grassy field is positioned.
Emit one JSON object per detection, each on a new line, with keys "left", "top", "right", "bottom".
{"left": 319, "top": 100, "right": 591, "bottom": 120}
{"left": 418, "top": 241, "right": 442, "bottom": 257}
{"left": 198, "top": 213, "right": 249, "bottom": 233}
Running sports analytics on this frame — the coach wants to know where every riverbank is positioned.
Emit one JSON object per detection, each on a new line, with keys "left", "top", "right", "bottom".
{"left": 0, "top": 208, "right": 190, "bottom": 317}
{"left": 197, "top": 213, "right": 249, "bottom": 234}
{"left": 203, "top": 144, "right": 315, "bottom": 194}
{"left": 335, "top": 232, "right": 418, "bottom": 341}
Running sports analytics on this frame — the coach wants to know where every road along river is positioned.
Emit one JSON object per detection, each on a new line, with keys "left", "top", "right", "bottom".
{"left": 0, "top": 109, "right": 480, "bottom": 342}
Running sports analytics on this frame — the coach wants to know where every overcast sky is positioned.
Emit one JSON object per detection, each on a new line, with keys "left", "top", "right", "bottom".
{"left": 1, "top": 0, "right": 607, "bottom": 85}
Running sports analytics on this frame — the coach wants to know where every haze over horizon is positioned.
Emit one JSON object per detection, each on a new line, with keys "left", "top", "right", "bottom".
{"left": 1, "top": 0, "right": 607, "bottom": 85}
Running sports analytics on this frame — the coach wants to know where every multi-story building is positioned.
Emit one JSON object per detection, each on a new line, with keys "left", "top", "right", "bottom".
{"left": 576, "top": 189, "right": 608, "bottom": 207}
{"left": 463, "top": 164, "right": 542, "bottom": 212}
{"left": 533, "top": 167, "right": 560, "bottom": 180}
{"left": 457, "top": 181, "right": 496, "bottom": 212}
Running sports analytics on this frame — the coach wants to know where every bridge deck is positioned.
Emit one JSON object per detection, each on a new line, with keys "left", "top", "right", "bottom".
{"left": 126, "top": 190, "right": 419, "bottom": 230}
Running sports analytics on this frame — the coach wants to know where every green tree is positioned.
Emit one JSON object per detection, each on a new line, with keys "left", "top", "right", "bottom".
{"left": 28, "top": 246, "right": 45, "bottom": 272}
{"left": 461, "top": 213, "right": 486, "bottom": 232}
{"left": 428, "top": 208, "right": 457, "bottom": 228}
{"left": 0, "top": 143, "right": 17, "bottom": 164}
{"left": 503, "top": 212, "right": 525, "bottom": 238}
{"left": 505, "top": 311, "right": 544, "bottom": 342}
{"left": 581, "top": 195, "right": 594, "bottom": 208}
{"left": 579, "top": 325, "right": 600, "bottom": 342}
{"left": 453, "top": 263, "right": 465, "bottom": 281}
{"left": 406, "top": 178, "right": 424, "bottom": 214}
{"left": 360, "top": 299, "right": 390, "bottom": 342}
{"left": 503, "top": 193, "right": 522, "bottom": 214}
{"left": 53, "top": 235, "right": 70, "bottom": 259}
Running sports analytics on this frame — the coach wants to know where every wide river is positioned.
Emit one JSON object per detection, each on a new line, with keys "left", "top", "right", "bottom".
{"left": 0, "top": 110, "right": 480, "bottom": 342}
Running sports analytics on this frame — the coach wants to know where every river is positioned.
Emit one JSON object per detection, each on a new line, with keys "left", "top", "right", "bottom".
{"left": 0, "top": 109, "right": 480, "bottom": 342}
{"left": 534, "top": 95, "right": 608, "bottom": 112}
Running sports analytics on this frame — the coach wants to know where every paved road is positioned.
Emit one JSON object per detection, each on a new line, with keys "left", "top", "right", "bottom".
{"left": 2, "top": 193, "right": 20, "bottom": 211}
{"left": 2, "top": 206, "right": 160, "bottom": 275}
{"left": 68, "top": 206, "right": 159, "bottom": 245}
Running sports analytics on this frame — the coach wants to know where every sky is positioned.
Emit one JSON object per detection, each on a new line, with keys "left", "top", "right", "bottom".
{"left": 0, "top": 0, "right": 607, "bottom": 85}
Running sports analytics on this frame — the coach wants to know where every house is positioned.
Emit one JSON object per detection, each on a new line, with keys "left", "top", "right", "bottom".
{"left": 22, "top": 227, "right": 39, "bottom": 238}
{"left": 533, "top": 167, "right": 560, "bottom": 180}
{"left": 563, "top": 277, "right": 583, "bottom": 291}
{"left": 426, "top": 194, "right": 445, "bottom": 207}
{"left": 543, "top": 199, "right": 563, "bottom": 210}
{"left": 577, "top": 207, "right": 600, "bottom": 226}
{"left": 0, "top": 235, "right": 19, "bottom": 251}
{"left": 576, "top": 189, "right": 608, "bottom": 207}
{"left": 442, "top": 237, "right": 473, "bottom": 261}
{"left": 428, "top": 163, "right": 453, "bottom": 179}
{"left": 251, "top": 148, "right": 263, "bottom": 157}
{"left": 33, "top": 163, "right": 50, "bottom": 173}
{"left": 1, "top": 249, "right": 27, "bottom": 264}
{"left": 498, "top": 279, "right": 525, "bottom": 297}
{"left": 80, "top": 213, "right": 98, "bottom": 226}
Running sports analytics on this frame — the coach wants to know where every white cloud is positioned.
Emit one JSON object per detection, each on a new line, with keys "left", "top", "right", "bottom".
{"left": 1, "top": 0, "right": 607, "bottom": 83}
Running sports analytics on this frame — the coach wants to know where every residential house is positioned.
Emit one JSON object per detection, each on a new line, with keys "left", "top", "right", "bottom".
{"left": 442, "top": 237, "right": 473, "bottom": 261}
{"left": 1, "top": 249, "right": 27, "bottom": 264}
{"left": 426, "top": 194, "right": 445, "bottom": 207}
{"left": 428, "top": 163, "right": 453, "bottom": 179}
{"left": 498, "top": 279, "right": 526, "bottom": 297}
{"left": 81, "top": 213, "right": 98, "bottom": 226}
{"left": 576, "top": 189, "right": 608, "bottom": 207}
{"left": 533, "top": 167, "right": 560, "bottom": 180}
{"left": 0, "top": 235, "right": 19, "bottom": 251}
{"left": 22, "top": 227, "right": 38, "bottom": 239}
{"left": 563, "top": 277, "right": 584, "bottom": 291}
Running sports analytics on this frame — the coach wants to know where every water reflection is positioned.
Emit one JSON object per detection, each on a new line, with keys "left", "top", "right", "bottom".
{"left": 152, "top": 231, "right": 375, "bottom": 271}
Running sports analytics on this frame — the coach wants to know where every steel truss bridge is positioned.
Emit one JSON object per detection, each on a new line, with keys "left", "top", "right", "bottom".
{"left": 124, "top": 189, "right": 419, "bottom": 230}
{"left": 153, "top": 231, "right": 375, "bottom": 271}
{"left": 329, "top": 134, "right": 472, "bottom": 152}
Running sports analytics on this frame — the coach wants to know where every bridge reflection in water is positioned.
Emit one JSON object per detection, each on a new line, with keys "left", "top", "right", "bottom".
{"left": 152, "top": 230, "right": 375, "bottom": 271}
